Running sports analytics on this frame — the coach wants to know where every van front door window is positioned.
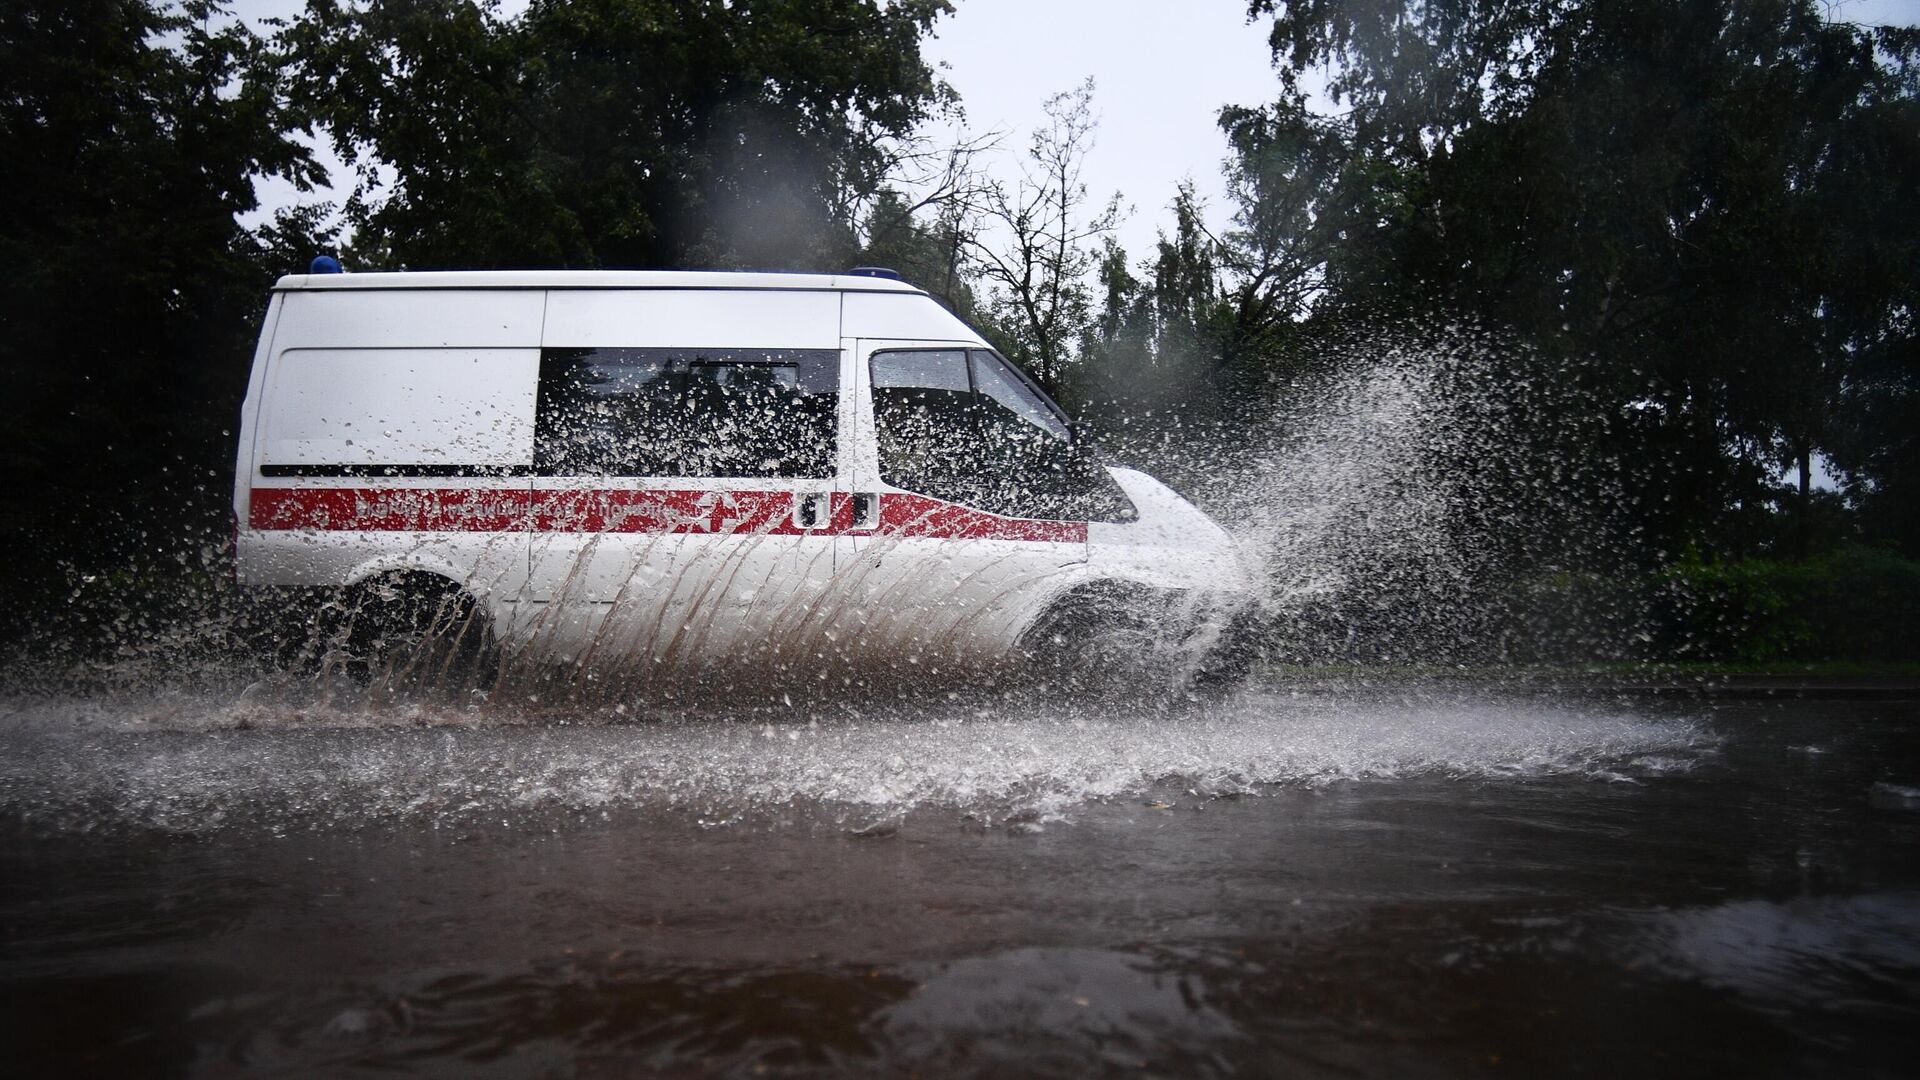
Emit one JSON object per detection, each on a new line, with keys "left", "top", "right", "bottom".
{"left": 870, "top": 348, "right": 1134, "bottom": 523}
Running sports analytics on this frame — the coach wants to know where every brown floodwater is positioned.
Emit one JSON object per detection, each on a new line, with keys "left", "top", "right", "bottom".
{"left": 1, "top": 683, "right": 1916, "bottom": 1077}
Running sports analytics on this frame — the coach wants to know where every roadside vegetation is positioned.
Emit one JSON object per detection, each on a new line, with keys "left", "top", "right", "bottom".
{"left": 2, "top": 0, "right": 1915, "bottom": 672}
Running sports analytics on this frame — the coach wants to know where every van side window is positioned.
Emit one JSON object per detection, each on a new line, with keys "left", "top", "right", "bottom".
{"left": 872, "top": 349, "right": 972, "bottom": 393}
{"left": 870, "top": 348, "right": 1135, "bottom": 523}
{"left": 535, "top": 347, "right": 838, "bottom": 478}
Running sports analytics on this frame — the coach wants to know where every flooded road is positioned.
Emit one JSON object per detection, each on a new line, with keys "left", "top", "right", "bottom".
{"left": 2, "top": 684, "right": 1916, "bottom": 1077}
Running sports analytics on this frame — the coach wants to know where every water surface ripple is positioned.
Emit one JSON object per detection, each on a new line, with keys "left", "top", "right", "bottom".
{"left": 2, "top": 688, "right": 1914, "bottom": 1079}
{"left": 0, "top": 687, "right": 1707, "bottom": 833}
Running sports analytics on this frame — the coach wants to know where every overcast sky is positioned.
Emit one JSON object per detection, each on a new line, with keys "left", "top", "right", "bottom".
{"left": 236, "top": 0, "right": 1920, "bottom": 270}
{"left": 918, "top": 0, "right": 1284, "bottom": 263}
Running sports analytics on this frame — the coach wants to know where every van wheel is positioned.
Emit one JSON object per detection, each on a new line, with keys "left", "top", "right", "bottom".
{"left": 318, "top": 572, "right": 495, "bottom": 693}
{"left": 1020, "top": 583, "right": 1173, "bottom": 693}
{"left": 1023, "top": 584, "right": 1260, "bottom": 699}
{"left": 1189, "top": 637, "right": 1256, "bottom": 698}
{"left": 1191, "top": 603, "right": 1268, "bottom": 699}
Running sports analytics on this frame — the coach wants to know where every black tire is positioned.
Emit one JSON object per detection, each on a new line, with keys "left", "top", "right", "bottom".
{"left": 1023, "top": 583, "right": 1262, "bottom": 699}
{"left": 1189, "top": 632, "right": 1257, "bottom": 698}
{"left": 1020, "top": 582, "right": 1178, "bottom": 694}
{"left": 316, "top": 572, "right": 496, "bottom": 694}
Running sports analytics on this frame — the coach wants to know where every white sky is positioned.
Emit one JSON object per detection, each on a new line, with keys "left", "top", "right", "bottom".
{"left": 920, "top": 0, "right": 1284, "bottom": 264}
{"left": 235, "top": 0, "right": 1919, "bottom": 270}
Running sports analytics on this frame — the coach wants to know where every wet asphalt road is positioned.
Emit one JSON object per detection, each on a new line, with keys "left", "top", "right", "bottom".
{"left": 1, "top": 685, "right": 1917, "bottom": 1077}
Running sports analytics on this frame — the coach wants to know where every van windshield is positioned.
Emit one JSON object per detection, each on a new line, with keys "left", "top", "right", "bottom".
{"left": 535, "top": 347, "right": 838, "bottom": 478}
{"left": 870, "top": 348, "right": 1133, "bottom": 523}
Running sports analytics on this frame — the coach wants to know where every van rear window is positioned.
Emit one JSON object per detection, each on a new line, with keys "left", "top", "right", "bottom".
{"left": 535, "top": 348, "right": 839, "bottom": 478}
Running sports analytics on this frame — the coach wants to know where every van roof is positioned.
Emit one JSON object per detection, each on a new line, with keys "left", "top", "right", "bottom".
{"left": 271, "top": 269, "right": 927, "bottom": 294}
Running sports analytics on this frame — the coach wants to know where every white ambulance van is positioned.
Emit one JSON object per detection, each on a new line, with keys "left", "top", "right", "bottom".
{"left": 232, "top": 266, "right": 1255, "bottom": 691}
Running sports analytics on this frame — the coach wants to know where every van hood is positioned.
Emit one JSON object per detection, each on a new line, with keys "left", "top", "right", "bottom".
{"left": 1089, "top": 467, "right": 1258, "bottom": 597}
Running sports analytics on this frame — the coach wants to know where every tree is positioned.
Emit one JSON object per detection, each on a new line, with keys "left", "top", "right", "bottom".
{"left": 1246, "top": 0, "right": 1920, "bottom": 560}
{"left": 1214, "top": 95, "right": 1353, "bottom": 368}
{"left": 1075, "top": 186, "right": 1232, "bottom": 423}
{"left": 857, "top": 188, "right": 980, "bottom": 315}
{"left": 1073, "top": 92, "right": 1359, "bottom": 438}
{"left": 854, "top": 129, "right": 999, "bottom": 313}
{"left": 962, "top": 78, "right": 1123, "bottom": 396}
{"left": 0, "top": 0, "right": 322, "bottom": 628}
{"left": 279, "top": 0, "right": 953, "bottom": 271}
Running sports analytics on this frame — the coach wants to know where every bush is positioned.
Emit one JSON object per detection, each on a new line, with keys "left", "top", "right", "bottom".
{"left": 1493, "top": 546, "right": 1920, "bottom": 665}
{"left": 1649, "top": 547, "right": 1920, "bottom": 664}
{"left": 1495, "top": 570, "right": 1653, "bottom": 664}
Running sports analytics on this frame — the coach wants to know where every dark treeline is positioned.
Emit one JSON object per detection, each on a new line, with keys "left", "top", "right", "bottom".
{"left": 2, "top": 0, "right": 1916, "bottom": 664}
{"left": 1069, "top": 0, "right": 1920, "bottom": 662}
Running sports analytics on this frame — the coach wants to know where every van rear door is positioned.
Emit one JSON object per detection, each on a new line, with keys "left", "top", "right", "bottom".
{"left": 241, "top": 287, "right": 541, "bottom": 606}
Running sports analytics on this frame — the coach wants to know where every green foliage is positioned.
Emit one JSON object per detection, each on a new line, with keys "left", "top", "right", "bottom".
{"left": 1213, "top": 96, "right": 1356, "bottom": 354}
{"left": 1245, "top": 0, "right": 1920, "bottom": 561}
{"left": 0, "top": 0, "right": 322, "bottom": 634}
{"left": 1504, "top": 546, "right": 1920, "bottom": 664}
{"left": 1650, "top": 555, "right": 1814, "bottom": 663}
{"left": 1073, "top": 96, "right": 1357, "bottom": 432}
{"left": 1073, "top": 188, "right": 1234, "bottom": 420}
{"left": 856, "top": 187, "right": 978, "bottom": 317}
{"left": 280, "top": 0, "right": 952, "bottom": 269}
{"left": 1648, "top": 547, "right": 1920, "bottom": 663}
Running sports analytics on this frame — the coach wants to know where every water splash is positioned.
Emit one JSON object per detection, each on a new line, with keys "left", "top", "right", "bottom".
{"left": 0, "top": 686, "right": 1711, "bottom": 836}
{"left": 1187, "top": 320, "right": 1625, "bottom": 665}
{"left": 8, "top": 519, "right": 1257, "bottom": 712}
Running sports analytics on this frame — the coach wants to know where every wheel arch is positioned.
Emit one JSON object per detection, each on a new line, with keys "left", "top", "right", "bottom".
{"left": 342, "top": 554, "right": 482, "bottom": 598}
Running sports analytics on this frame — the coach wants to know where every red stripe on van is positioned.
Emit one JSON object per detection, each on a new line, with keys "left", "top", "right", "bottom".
{"left": 878, "top": 493, "right": 1087, "bottom": 543}
{"left": 248, "top": 486, "right": 532, "bottom": 532}
{"left": 248, "top": 487, "right": 1088, "bottom": 543}
{"left": 530, "top": 488, "right": 807, "bottom": 535}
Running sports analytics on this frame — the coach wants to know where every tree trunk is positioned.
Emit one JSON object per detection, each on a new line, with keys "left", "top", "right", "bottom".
{"left": 1796, "top": 438, "right": 1813, "bottom": 562}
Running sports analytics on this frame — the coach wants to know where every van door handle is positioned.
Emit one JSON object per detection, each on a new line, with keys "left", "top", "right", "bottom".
{"left": 851, "top": 492, "right": 879, "bottom": 530}
{"left": 795, "top": 492, "right": 831, "bottom": 530}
